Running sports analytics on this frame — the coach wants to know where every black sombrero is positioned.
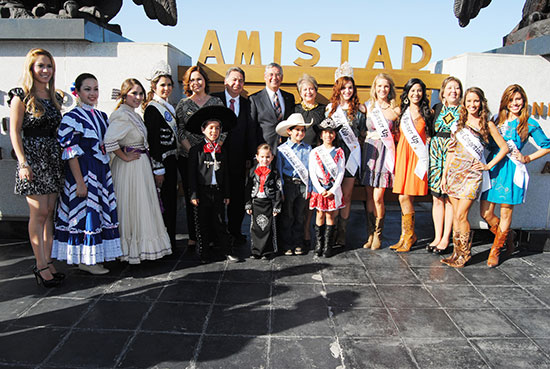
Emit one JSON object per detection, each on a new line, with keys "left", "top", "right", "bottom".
{"left": 186, "top": 105, "right": 237, "bottom": 134}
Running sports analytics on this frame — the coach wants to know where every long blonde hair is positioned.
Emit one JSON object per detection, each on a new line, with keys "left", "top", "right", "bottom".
{"left": 115, "top": 78, "right": 145, "bottom": 110}
{"left": 21, "top": 48, "right": 61, "bottom": 117}
{"left": 369, "top": 73, "right": 397, "bottom": 109}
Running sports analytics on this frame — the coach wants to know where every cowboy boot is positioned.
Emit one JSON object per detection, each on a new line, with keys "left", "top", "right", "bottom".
{"left": 324, "top": 224, "right": 336, "bottom": 258}
{"left": 362, "top": 212, "right": 376, "bottom": 249}
{"left": 390, "top": 213, "right": 405, "bottom": 250}
{"left": 487, "top": 227, "right": 509, "bottom": 268}
{"left": 448, "top": 231, "right": 472, "bottom": 268}
{"left": 335, "top": 216, "right": 348, "bottom": 247}
{"left": 396, "top": 213, "right": 417, "bottom": 252}
{"left": 441, "top": 231, "right": 460, "bottom": 266}
{"left": 314, "top": 224, "right": 325, "bottom": 257}
{"left": 370, "top": 217, "right": 385, "bottom": 250}
{"left": 489, "top": 218, "right": 515, "bottom": 258}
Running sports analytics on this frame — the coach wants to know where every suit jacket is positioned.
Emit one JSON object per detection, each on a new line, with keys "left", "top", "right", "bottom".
{"left": 249, "top": 88, "right": 295, "bottom": 155}
{"left": 188, "top": 142, "right": 230, "bottom": 200}
{"left": 211, "top": 91, "right": 256, "bottom": 164}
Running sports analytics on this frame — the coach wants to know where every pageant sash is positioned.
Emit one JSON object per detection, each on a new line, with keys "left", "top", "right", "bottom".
{"left": 506, "top": 140, "right": 529, "bottom": 199}
{"left": 331, "top": 106, "right": 361, "bottom": 175}
{"left": 370, "top": 102, "right": 396, "bottom": 173}
{"left": 454, "top": 126, "right": 491, "bottom": 193}
{"left": 149, "top": 99, "right": 177, "bottom": 136}
{"left": 401, "top": 108, "right": 428, "bottom": 179}
{"left": 278, "top": 143, "right": 309, "bottom": 192}
{"left": 318, "top": 146, "right": 338, "bottom": 180}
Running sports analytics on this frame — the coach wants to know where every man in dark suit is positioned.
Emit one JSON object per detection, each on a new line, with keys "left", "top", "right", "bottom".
{"left": 249, "top": 62, "right": 295, "bottom": 155}
{"left": 212, "top": 67, "right": 256, "bottom": 244}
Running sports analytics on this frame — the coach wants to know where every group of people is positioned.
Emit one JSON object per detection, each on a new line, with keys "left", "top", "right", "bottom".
{"left": 9, "top": 47, "right": 550, "bottom": 288}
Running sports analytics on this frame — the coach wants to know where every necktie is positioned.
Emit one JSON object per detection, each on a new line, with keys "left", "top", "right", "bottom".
{"left": 255, "top": 166, "right": 271, "bottom": 193}
{"left": 229, "top": 98, "right": 235, "bottom": 112}
{"left": 273, "top": 93, "right": 282, "bottom": 122}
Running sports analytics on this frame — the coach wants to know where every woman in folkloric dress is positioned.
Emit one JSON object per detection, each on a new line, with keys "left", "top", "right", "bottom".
{"left": 325, "top": 62, "right": 366, "bottom": 248}
{"left": 9, "top": 48, "right": 64, "bottom": 287}
{"left": 52, "top": 73, "right": 122, "bottom": 275}
{"left": 480, "top": 84, "right": 550, "bottom": 267}
{"left": 426, "top": 76, "right": 463, "bottom": 254}
{"left": 142, "top": 62, "right": 179, "bottom": 249}
{"left": 441, "top": 87, "right": 508, "bottom": 268}
{"left": 360, "top": 73, "right": 400, "bottom": 250}
{"left": 104, "top": 78, "right": 172, "bottom": 264}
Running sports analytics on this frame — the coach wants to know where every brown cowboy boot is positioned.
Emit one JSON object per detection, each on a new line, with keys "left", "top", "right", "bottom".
{"left": 362, "top": 212, "right": 376, "bottom": 249}
{"left": 396, "top": 213, "right": 417, "bottom": 252}
{"left": 487, "top": 227, "right": 509, "bottom": 268}
{"left": 441, "top": 231, "right": 460, "bottom": 265}
{"left": 371, "top": 217, "right": 385, "bottom": 250}
{"left": 488, "top": 218, "right": 515, "bottom": 258}
{"left": 447, "top": 231, "right": 472, "bottom": 268}
{"left": 390, "top": 213, "right": 405, "bottom": 250}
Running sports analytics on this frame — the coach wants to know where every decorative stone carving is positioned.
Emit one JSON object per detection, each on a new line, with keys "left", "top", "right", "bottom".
{"left": 0, "top": 0, "right": 177, "bottom": 34}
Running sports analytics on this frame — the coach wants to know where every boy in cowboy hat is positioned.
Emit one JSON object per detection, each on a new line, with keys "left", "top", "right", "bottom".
{"left": 275, "top": 113, "right": 313, "bottom": 255}
{"left": 187, "top": 105, "right": 239, "bottom": 263}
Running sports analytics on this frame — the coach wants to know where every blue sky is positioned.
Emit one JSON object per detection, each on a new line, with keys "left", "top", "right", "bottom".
{"left": 112, "top": 0, "right": 524, "bottom": 68}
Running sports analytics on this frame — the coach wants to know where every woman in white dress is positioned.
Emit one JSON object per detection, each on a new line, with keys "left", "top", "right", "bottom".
{"left": 104, "top": 78, "right": 172, "bottom": 264}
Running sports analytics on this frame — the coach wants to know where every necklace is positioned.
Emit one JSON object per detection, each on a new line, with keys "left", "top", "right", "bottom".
{"left": 301, "top": 101, "right": 318, "bottom": 111}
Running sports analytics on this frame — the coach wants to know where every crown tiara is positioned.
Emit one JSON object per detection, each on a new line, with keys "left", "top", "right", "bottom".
{"left": 335, "top": 61, "right": 353, "bottom": 81}
{"left": 148, "top": 61, "right": 172, "bottom": 81}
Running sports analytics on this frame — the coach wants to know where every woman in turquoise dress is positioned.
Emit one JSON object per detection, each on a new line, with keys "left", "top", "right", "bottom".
{"left": 427, "top": 76, "right": 463, "bottom": 254}
{"left": 480, "top": 84, "right": 550, "bottom": 267}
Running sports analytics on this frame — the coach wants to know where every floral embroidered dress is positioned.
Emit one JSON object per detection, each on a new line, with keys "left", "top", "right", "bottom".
{"left": 52, "top": 104, "right": 122, "bottom": 264}
{"left": 8, "top": 88, "right": 63, "bottom": 195}
{"left": 309, "top": 146, "right": 346, "bottom": 211}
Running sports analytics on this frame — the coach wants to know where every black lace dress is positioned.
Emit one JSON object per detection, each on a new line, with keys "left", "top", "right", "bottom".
{"left": 8, "top": 88, "right": 63, "bottom": 195}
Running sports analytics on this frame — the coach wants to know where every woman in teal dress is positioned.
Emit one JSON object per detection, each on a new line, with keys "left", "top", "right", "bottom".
{"left": 480, "top": 84, "right": 550, "bottom": 267}
{"left": 427, "top": 77, "right": 463, "bottom": 254}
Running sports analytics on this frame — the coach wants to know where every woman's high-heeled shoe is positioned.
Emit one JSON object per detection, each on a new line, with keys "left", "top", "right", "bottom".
{"left": 47, "top": 261, "right": 66, "bottom": 281}
{"left": 33, "top": 266, "right": 62, "bottom": 288}
{"left": 426, "top": 243, "right": 437, "bottom": 253}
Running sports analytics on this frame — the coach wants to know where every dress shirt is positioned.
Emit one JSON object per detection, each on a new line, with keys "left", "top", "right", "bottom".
{"left": 276, "top": 140, "right": 311, "bottom": 187}
{"left": 265, "top": 88, "right": 285, "bottom": 116}
{"left": 224, "top": 90, "right": 240, "bottom": 117}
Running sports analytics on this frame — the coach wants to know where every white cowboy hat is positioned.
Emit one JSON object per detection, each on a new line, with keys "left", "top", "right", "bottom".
{"left": 275, "top": 113, "right": 313, "bottom": 137}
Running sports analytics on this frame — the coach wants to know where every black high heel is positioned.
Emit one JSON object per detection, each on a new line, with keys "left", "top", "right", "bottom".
{"left": 426, "top": 244, "right": 437, "bottom": 253}
{"left": 33, "top": 266, "right": 62, "bottom": 288}
{"left": 47, "top": 261, "right": 66, "bottom": 280}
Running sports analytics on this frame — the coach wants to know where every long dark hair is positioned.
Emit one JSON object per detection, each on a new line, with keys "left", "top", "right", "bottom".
{"left": 456, "top": 87, "right": 491, "bottom": 143}
{"left": 398, "top": 78, "right": 433, "bottom": 134}
{"left": 497, "top": 84, "right": 530, "bottom": 142}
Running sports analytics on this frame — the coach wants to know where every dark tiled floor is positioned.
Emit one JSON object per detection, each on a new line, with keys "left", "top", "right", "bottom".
{"left": 1, "top": 206, "right": 550, "bottom": 368}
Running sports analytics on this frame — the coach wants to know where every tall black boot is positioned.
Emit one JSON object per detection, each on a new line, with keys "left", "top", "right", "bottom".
{"left": 314, "top": 224, "right": 325, "bottom": 256}
{"left": 324, "top": 225, "right": 336, "bottom": 258}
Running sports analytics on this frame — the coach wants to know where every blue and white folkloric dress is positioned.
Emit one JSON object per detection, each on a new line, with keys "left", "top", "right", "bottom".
{"left": 52, "top": 104, "right": 122, "bottom": 265}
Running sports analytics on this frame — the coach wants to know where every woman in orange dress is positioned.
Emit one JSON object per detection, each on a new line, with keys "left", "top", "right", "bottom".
{"left": 391, "top": 78, "right": 433, "bottom": 252}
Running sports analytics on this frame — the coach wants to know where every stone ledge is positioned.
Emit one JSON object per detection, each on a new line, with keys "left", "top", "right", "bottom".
{"left": 0, "top": 19, "right": 130, "bottom": 43}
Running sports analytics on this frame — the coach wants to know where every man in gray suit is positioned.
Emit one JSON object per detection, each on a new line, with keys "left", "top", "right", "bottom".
{"left": 249, "top": 62, "right": 295, "bottom": 155}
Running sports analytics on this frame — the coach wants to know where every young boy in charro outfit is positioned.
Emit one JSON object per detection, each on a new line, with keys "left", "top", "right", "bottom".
{"left": 275, "top": 113, "right": 312, "bottom": 255}
{"left": 245, "top": 144, "right": 282, "bottom": 259}
{"left": 187, "top": 106, "right": 239, "bottom": 263}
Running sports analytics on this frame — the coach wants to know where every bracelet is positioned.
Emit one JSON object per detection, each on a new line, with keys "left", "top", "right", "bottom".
{"left": 19, "top": 161, "right": 30, "bottom": 169}
{"left": 524, "top": 156, "right": 531, "bottom": 164}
